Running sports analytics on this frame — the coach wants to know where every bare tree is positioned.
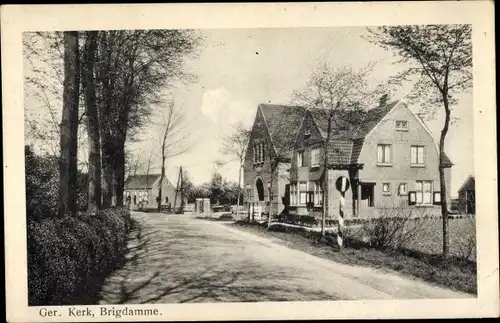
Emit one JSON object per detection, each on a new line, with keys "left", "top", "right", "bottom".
{"left": 142, "top": 148, "right": 155, "bottom": 209}
{"left": 94, "top": 29, "right": 202, "bottom": 208}
{"left": 220, "top": 122, "right": 251, "bottom": 218}
{"left": 156, "top": 101, "right": 191, "bottom": 212}
{"left": 366, "top": 25, "right": 472, "bottom": 257}
{"left": 58, "top": 31, "right": 80, "bottom": 217}
{"left": 292, "top": 61, "right": 384, "bottom": 236}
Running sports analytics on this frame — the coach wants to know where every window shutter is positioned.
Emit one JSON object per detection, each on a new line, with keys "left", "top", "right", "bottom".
{"left": 408, "top": 191, "right": 416, "bottom": 206}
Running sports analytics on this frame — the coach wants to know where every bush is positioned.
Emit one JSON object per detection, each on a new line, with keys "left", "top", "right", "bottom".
{"left": 218, "top": 213, "right": 234, "bottom": 221}
{"left": 25, "top": 146, "right": 88, "bottom": 220}
{"left": 361, "top": 208, "right": 429, "bottom": 250}
{"left": 27, "top": 207, "right": 130, "bottom": 305}
{"left": 299, "top": 215, "right": 317, "bottom": 227}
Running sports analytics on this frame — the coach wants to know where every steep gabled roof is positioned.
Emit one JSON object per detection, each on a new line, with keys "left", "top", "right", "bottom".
{"left": 352, "top": 101, "right": 399, "bottom": 139}
{"left": 259, "top": 104, "right": 307, "bottom": 161}
{"left": 307, "top": 102, "right": 396, "bottom": 166}
{"left": 307, "top": 100, "right": 453, "bottom": 167}
{"left": 125, "top": 174, "right": 174, "bottom": 190}
{"left": 458, "top": 175, "right": 475, "bottom": 193}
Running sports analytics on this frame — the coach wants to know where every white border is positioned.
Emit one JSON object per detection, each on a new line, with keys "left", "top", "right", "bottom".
{"left": 2, "top": 2, "right": 498, "bottom": 321}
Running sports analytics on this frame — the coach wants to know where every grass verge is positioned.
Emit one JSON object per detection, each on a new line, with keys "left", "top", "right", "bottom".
{"left": 229, "top": 220, "right": 477, "bottom": 295}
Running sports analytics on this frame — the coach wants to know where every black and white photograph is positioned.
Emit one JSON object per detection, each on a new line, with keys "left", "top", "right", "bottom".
{"left": 3, "top": 2, "right": 498, "bottom": 321}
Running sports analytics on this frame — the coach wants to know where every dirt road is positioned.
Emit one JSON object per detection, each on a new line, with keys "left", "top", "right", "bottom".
{"left": 98, "top": 212, "right": 472, "bottom": 304}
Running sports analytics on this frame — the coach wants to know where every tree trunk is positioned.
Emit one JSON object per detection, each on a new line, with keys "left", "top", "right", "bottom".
{"left": 321, "top": 124, "right": 332, "bottom": 237}
{"left": 83, "top": 31, "right": 100, "bottom": 214}
{"left": 158, "top": 157, "right": 166, "bottom": 212}
{"left": 114, "top": 141, "right": 126, "bottom": 206}
{"left": 440, "top": 96, "right": 451, "bottom": 258}
{"left": 59, "top": 31, "right": 80, "bottom": 217}
{"left": 236, "top": 163, "right": 242, "bottom": 219}
{"left": 100, "top": 143, "right": 113, "bottom": 208}
{"left": 98, "top": 32, "right": 113, "bottom": 209}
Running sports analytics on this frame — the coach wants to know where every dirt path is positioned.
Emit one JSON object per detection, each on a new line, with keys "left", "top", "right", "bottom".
{"left": 98, "top": 212, "right": 472, "bottom": 304}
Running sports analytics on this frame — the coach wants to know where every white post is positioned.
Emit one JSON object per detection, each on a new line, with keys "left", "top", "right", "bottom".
{"left": 338, "top": 192, "right": 345, "bottom": 248}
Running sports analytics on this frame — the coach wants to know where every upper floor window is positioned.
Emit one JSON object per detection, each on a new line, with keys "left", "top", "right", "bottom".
{"left": 410, "top": 146, "right": 425, "bottom": 166}
{"left": 311, "top": 148, "right": 320, "bottom": 167}
{"left": 396, "top": 120, "right": 409, "bottom": 131}
{"left": 377, "top": 144, "right": 392, "bottom": 165}
{"left": 253, "top": 142, "right": 265, "bottom": 164}
{"left": 297, "top": 151, "right": 304, "bottom": 167}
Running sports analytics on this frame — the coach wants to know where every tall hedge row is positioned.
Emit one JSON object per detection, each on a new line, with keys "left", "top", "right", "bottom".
{"left": 27, "top": 207, "right": 131, "bottom": 305}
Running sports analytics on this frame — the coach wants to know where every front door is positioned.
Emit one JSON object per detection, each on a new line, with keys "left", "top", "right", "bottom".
{"left": 361, "top": 183, "right": 375, "bottom": 208}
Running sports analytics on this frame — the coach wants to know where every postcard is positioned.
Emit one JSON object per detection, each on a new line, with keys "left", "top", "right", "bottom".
{"left": 2, "top": 1, "right": 498, "bottom": 321}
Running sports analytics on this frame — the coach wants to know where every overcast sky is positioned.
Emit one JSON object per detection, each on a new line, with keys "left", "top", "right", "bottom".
{"left": 25, "top": 27, "right": 474, "bottom": 197}
{"left": 130, "top": 27, "right": 473, "bottom": 197}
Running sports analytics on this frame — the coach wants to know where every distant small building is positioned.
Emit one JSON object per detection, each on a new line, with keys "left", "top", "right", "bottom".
{"left": 124, "top": 174, "right": 180, "bottom": 210}
{"left": 457, "top": 175, "right": 475, "bottom": 214}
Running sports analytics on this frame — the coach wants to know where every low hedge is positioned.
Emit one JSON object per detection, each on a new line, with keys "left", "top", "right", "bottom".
{"left": 27, "top": 207, "right": 131, "bottom": 305}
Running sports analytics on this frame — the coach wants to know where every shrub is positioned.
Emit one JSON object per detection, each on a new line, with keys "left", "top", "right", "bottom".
{"left": 299, "top": 215, "right": 317, "bottom": 227}
{"left": 218, "top": 213, "right": 234, "bottom": 221}
{"left": 27, "top": 207, "right": 130, "bottom": 305}
{"left": 25, "top": 146, "right": 88, "bottom": 221}
{"left": 361, "top": 208, "right": 429, "bottom": 250}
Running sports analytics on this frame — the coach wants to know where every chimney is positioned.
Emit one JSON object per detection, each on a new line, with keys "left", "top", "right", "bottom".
{"left": 379, "top": 94, "right": 389, "bottom": 107}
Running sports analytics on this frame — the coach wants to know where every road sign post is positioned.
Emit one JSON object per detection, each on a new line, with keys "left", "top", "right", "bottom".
{"left": 335, "top": 176, "right": 350, "bottom": 248}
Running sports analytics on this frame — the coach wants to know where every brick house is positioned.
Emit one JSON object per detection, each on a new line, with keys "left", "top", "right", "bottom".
{"left": 289, "top": 96, "right": 453, "bottom": 219}
{"left": 243, "top": 104, "right": 306, "bottom": 219}
{"left": 124, "top": 174, "right": 180, "bottom": 210}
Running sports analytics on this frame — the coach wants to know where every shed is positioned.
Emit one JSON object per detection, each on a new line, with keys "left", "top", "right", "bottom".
{"left": 457, "top": 175, "right": 475, "bottom": 214}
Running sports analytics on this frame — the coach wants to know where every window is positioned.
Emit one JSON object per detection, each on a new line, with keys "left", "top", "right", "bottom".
{"left": 398, "top": 183, "right": 408, "bottom": 196}
{"left": 299, "top": 182, "right": 308, "bottom": 204}
{"left": 313, "top": 181, "right": 323, "bottom": 206}
{"left": 382, "top": 182, "right": 391, "bottom": 195}
{"left": 253, "top": 143, "right": 265, "bottom": 164}
{"left": 411, "top": 146, "right": 425, "bottom": 165}
{"left": 246, "top": 185, "right": 252, "bottom": 202}
{"left": 311, "top": 149, "right": 320, "bottom": 167}
{"left": 415, "top": 180, "right": 433, "bottom": 205}
{"left": 396, "top": 120, "right": 409, "bottom": 131}
{"left": 297, "top": 151, "right": 304, "bottom": 167}
{"left": 377, "top": 144, "right": 392, "bottom": 164}
{"left": 290, "top": 183, "right": 298, "bottom": 205}
{"left": 433, "top": 191, "right": 441, "bottom": 205}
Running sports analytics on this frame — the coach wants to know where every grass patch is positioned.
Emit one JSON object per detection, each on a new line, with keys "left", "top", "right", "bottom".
{"left": 229, "top": 220, "right": 477, "bottom": 295}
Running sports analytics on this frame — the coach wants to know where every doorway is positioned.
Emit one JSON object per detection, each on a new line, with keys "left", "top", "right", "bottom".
{"left": 360, "top": 183, "right": 375, "bottom": 208}
{"left": 255, "top": 178, "right": 265, "bottom": 201}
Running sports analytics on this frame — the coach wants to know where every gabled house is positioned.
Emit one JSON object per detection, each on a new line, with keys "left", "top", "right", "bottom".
{"left": 290, "top": 95, "right": 453, "bottom": 218}
{"left": 243, "top": 104, "right": 306, "bottom": 219}
{"left": 124, "top": 174, "right": 180, "bottom": 210}
{"left": 457, "top": 175, "right": 475, "bottom": 214}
